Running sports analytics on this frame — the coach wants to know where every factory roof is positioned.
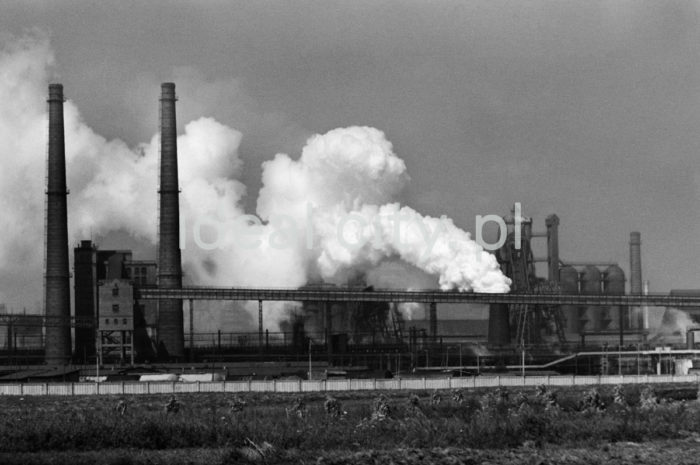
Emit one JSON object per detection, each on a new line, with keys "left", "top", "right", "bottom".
{"left": 0, "top": 367, "right": 80, "bottom": 382}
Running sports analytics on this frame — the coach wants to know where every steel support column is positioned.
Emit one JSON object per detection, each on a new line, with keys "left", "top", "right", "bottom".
{"left": 189, "top": 299, "right": 194, "bottom": 362}
{"left": 325, "top": 301, "right": 332, "bottom": 363}
{"left": 258, "top": 300, "right": 263, "bottom": 351}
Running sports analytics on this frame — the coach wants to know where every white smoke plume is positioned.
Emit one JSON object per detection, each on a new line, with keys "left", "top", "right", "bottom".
{"left": 0, "top": 34, "right": 249, "bottom": 329}
{"left": 255, "top": 126, "right": 510, "bottom": 293}
{"left": 0, "top": 34, "right": 58, "bottom": 309}
{"left": 650, "top": 307, "right": 697, "bottom": 342}
{"left": 365, "top": 260, "right": 437, "bottom": 320}
{"left": 0, "top": 33, "right": 510, "bottom": 331}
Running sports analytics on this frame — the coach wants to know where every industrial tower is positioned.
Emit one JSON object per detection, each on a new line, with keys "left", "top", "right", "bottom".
{"left": 44, "top": 84, "right": 72, "bottom": 364}
{"left": 157, "top": 83, "right": 184, "bottom": 358}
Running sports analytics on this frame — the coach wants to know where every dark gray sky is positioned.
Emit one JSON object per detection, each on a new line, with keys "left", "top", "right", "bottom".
{"left": 3, "top": 0, "right": 699, "bottom": 292}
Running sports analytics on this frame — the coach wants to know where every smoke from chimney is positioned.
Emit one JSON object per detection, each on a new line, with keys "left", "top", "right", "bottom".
{"left": 0, "top": 35, "right": 509, "bottom": 335}
{"left": 650, "top": 307, "right": 696, "bottom": 343}
{"left": 44, "top": 83, "right": 72, "bottom": 364}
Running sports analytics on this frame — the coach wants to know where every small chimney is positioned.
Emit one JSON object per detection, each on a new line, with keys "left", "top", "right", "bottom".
{"left": 44, "top": 84, "right": 72, "bottom": 364}
{"left": 629, "top": 232, "right": 642, "bottom": 295}
{"left": 545, "top": 214, "right": 559, "bottom": 283}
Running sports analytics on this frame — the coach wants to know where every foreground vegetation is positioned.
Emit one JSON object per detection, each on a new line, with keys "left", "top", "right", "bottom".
{"left": 1, "top": 383, "right": 699, "bottom": 464}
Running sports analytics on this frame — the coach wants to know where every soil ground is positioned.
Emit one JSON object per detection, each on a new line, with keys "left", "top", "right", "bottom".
{"left": 2, "top": 440, "right": 700, "bottom": 465}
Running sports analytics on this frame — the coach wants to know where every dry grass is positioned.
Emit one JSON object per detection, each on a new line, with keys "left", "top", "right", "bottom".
{"left": 0, "top": 383, "right": 698, "bottom": 463}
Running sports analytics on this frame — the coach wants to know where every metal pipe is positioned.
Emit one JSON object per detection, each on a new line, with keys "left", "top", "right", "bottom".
{"left": 325, "top": 301, "right": 332, "bottom": 361}
{"left": 258, "top": 300, "right": 263, "bottom": 351}
{"left": 619, "top": 303, "right": 624, "bottom": 347}
{"left": 157, "top": 83, "right": 184, "bottom": 359}
{"left": 44, "top": 84, "right": 71, "bottom": 365}
{"left": 629, "top": 232, "right": 643, "bottom": 338}
{"left": 189, "top": 299, "right": 194, "bottom": 362}
{"left": 135, "top": 287, "right": 700, "bottom": 307}
{"left": 643, "top": 280, "right": 650, "bottom": 329}
{"left": 630, "top": 232, "right": 642, "bottom": 295}
{"left": 563, "top": 262, "right": 619, "bottom": 267}
{"left": 308, "top": 339, "right": 312, "bottom": 380}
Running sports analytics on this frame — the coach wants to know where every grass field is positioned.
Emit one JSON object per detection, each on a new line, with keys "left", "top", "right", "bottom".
{"left": 1, "top": 383, "right": 699, "bottom": 464}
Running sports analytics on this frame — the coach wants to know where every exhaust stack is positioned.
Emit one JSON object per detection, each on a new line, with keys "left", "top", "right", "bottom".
{"left": 157, "top": 83, "right": 184, "bottom": 359}
{"left": 545, "top": 214, "right": 560, "bottom": 283}
{"left": 629, "top": 232, "right": 642, "bottom": 295}
{"left": 44, "top": 84, "right": 72, "bottom": 364}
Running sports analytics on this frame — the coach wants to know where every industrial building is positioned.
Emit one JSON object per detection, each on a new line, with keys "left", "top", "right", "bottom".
{"left": 488, "top": 209, "right": 648, "bottom": 349}
{"left": 3, "top": 81, "right": 700, "bottom": 380}
{"left": 73, "top": 240, "right": 158, "bottom": 363}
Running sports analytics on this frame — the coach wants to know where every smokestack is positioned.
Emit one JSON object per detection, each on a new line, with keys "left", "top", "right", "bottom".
{"left": 44, "top": 83, "right": 72, "bottom": 364}
{"left": 629, "top": 232, "right": 642, "bottom": 295}
{"left": 545, "top": 214, "right": 559, "bottom": 283}
{"left": 157, "top": 83, "right": 184, "bottom": 359}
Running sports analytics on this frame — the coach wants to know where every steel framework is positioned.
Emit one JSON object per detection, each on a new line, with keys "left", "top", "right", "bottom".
{"left": 0, "top": 315, "right": 94, "bottom": 327}
{"left": 135, "top": 286, "right": 700, "bottom": 307}
{"left": 3, "top": 288, "right": 697, "bottom": 331}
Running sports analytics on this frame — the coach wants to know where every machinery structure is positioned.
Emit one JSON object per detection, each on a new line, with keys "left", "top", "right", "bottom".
{"left": 97, "top": 279, "right": 135, "bottom": 364}
{"left": 494, "top": 207, "right": 566, "bottom": 348}
{"left": 489, "top": 204, "right": 648, "bottom": 350}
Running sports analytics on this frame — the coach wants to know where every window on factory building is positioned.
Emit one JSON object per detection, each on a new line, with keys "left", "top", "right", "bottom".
{"left": 113, "top": 318, "right": 118, "bottom": 325}
{"left": 141, "top": 267, "right": 147, "bottom": 276}
{"left": 123, "top": 318, "right": 127, "bottom": 325}
{"left": 112, "top": 304, "right": 119, "bottom": 313}
{"left": 112, "top": 286, "right": 119, "bottom": 296}
{"left": 105, "top": 319, "right": 109, "bottom": 325}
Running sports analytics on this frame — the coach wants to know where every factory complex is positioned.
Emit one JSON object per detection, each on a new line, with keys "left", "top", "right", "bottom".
{"left": 2, "top": 83, "right": 700, "bottom": 383}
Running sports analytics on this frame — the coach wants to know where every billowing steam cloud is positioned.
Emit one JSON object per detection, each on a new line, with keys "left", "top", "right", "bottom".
{"left": 0, "top": 35, "right": 58, "bottom": 309}
{"left": 255, "top": 126, "right": 509, "bottom": 292}
{"left": 0, "top": 34, "right": 248, "bottom": 322}
{"left": 650, "top": 307, "right": 697, "bottom": 342}
{"left": 0, "top": 34, "right": 509, "bottom": 330}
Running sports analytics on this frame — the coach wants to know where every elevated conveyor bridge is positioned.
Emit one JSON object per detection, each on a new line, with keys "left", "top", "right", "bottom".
{"left": 135, "top": 286, "right": 700, "bottom": 307}
{"left": 3, "top": 288, "right": 695, "bottom": 329}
